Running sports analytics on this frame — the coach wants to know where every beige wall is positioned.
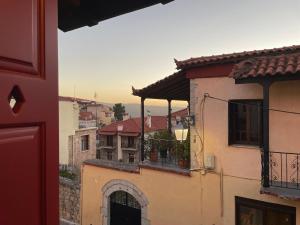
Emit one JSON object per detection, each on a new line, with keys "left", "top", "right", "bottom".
{"left": 59, "top": 100, "right": 79, "bottom": 165}
{"left": 189, "top": 77, "right": 300, "bottom": 225}
{"left": 81, "top": 166, "right": 202, "bottom": 225}
{"left": 190, "top": 77, "right": 300, "bottom": 177}
{"left": 270, "top": 81, "right": 300, "bottom": 153}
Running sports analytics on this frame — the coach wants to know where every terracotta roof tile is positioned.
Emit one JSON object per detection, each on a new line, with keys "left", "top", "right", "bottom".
{"left": 176, "top": 45, "right": 300, "bottom": 70}
{"left": 230, "top": 53, "right": 300, "bottom": 79}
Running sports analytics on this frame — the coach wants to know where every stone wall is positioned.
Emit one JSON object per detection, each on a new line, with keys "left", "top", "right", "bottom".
{"left": 59, "top": 177, "right": 80, "bottom": 225}
{"left": 68, "top": 127, "right": 97, "bottom": 172}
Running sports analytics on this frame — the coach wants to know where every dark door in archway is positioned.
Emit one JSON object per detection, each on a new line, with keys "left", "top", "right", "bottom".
{"left": 110, "top": 191, "right": 141, "bottom": 225}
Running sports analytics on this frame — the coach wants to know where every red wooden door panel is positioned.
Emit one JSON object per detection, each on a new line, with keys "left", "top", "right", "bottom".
{"left": 0, "top": 0, "right": 58, "bottom": 225}
{"left": 0, "top": 127, "right": 42, "bottom": 225}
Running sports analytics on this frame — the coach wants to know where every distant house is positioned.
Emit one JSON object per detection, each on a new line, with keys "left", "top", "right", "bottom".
{"left": 84, "top": 103, "right": 114, "bottom": 126}
{"left": 170, "top": 108, "right": 188, "bottom": 127}
{"left": 97, "top": 115, "right": 167, "bottom": 163}
{"left": 59, "top": 96, "right": 97, "bottom": 171}
{"left": 79, "top": 112, "right": 97, "bottom": 128}
{"left": 68, "top": 127, "right": 97, "bottom": 171}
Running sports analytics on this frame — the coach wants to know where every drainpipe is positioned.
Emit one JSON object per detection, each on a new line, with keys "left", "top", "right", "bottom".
{"left": 262, "top": 80, "right": 271, "bottom": 188}
{"left": 141, "top": 97, "right": 145, "bottom": 161}
{"left": 72, "top": 135, "right": 75, "bottom": 167}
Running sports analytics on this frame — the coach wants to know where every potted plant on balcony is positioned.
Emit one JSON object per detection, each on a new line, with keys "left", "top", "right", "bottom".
{"left": 150, "top": 146, "right": 159, "bottom": 162}
{"left": 146, "top": 136, "right": 158, "bottom": 162}
{"left": 177, "top": 132, "right": 190, "bottom": 169}
{"left": 154, "top": 130, "right": 174, "bottom": 161}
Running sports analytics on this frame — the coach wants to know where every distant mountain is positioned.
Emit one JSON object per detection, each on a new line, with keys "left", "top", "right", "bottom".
{"left": 100, "top": 103, "right": 184, "bottom": 118}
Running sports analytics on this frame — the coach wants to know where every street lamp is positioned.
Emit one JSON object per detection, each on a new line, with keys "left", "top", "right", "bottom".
{"left": 174, "top": 123, "right": 188, "bottom": 142}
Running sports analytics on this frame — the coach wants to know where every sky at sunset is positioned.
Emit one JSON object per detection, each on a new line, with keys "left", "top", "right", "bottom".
{"left": 58, "top": 0, "right": 300, "bottom": 107}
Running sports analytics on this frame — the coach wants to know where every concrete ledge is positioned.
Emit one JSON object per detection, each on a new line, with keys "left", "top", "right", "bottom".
{"left": 84, "top": 159, "right": 140, "bottom": 173}
{"left": 139, "top": 162, "right": 191, "bottom": 177}
{"left": 84, "top": 159, "right": 191, "bottom": 176}
{"left": 261, "top": 186, "right": 300, "bottom": 201}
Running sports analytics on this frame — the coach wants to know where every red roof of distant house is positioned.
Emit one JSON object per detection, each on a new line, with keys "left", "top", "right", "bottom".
{"left": 230, "top": 53, "right": 300, "bottom": 79}
{"left": 79, "top": 112, "right": 94, "bottom": 120}
{"left": 176, "top": 45, "right": 300, "bottom": 70}
{"left": 99, "top": 116, "right": 167, "bottom": 136}
{"left": 171, "top": 108, "right": 188, "bottom": 118}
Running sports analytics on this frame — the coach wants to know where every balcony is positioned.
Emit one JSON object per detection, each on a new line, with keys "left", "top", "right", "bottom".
{"left": 121, "top": 142, "right": 138, "bottom": 151}
{"left": 140, "top": 137, "right": 190, "bottom": 173}
{"left": 261, "top": 151, "right": 300, "bottom": 200}
{"left": 269, "top": 151, "right": 300, "bottom": 189}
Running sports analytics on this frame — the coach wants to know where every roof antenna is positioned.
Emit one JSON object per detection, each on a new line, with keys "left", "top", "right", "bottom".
{"left": 73, "top": 85, "right": 77, "bottom": 101}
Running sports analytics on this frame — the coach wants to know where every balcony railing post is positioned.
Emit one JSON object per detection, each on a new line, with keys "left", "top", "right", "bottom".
{"left": 297, "top": 154, "right": 299, "bottom": 189}
{"left": 167, "top": 99, "right": 172, "bottom": 135}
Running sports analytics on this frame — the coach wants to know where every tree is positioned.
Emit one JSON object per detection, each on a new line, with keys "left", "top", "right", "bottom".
{"left": 113, "top": 103, "right": 126, "bottom": 121}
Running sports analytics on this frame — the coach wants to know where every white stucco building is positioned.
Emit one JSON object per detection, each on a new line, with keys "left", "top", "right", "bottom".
{"left": 59, "top": 96, "right": 80, "bottom": 165}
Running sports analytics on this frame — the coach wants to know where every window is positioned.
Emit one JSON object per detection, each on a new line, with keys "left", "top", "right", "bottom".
{"left": 96, "top": 149, "right": 101, "bottom": 159}
{"left": 127, "top": 136, "right": 135, "bottom": 148}
{"left": 236, "top": 197, "right": 295, "bottom": 225}
{"left": 81, "top": 135, "right": 89, "bottom": 151}
{"left": 107, "top": 151, "right": 113, "bottom": 160}
{"left": 110, "top": 191, "right": 141, "bottom": 209}
{"left": 106, "top": 135, "right": 113, "bottom": 146}
{"left": 229, "top": 100, "right": 262, "bottom": 146}
{"left": 128, "top": 153, "right": 135, "bottom": 163}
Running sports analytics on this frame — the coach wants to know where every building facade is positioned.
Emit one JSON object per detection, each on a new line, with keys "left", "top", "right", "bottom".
{"left": 59, "top": 97, "right": 80, "bottom": 165}
{"left": 79, "top": 112, "right": 97, "bottom": 128}
{"left": 81, "top": 45, "right": 300, "bottom": 225}
{"left": 97, "top": 116, "right": 168, "bottom": 164}
{"left": 85, "top": 104, "right": 114, "bottom": 127}
{"left": 68, "top": 127, "right": 97, "bottom": 172}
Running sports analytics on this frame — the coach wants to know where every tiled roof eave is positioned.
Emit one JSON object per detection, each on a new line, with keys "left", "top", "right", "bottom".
{"left": 231, "top": 53, "right": 300, "bottom": 81}
{"left": 176, "top": 45, "right": 300, "bottom": 70}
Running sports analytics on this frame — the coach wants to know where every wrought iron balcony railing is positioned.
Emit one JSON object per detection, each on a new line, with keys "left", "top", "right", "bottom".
{"left": 269, "top": 151, "right": 300, "bottom": 190}
{"left": 142, "top": 138, "right": 190, "bottom": 170}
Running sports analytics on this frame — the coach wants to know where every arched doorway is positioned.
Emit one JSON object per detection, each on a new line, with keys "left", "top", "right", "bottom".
{"left": 110, "top": 191, "right": 141, "bottom": 225}
{"left": 101, "top": 179, "right": 149, "bottom": 225}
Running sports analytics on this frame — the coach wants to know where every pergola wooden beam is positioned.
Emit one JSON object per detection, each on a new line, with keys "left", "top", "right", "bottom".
{"left": 133, "top": 71, "right": 190, "bottom": 101}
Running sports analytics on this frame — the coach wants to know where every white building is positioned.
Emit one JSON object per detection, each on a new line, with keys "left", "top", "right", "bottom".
{"left": 59, "top": 96, "right": 79, "bottom": 165}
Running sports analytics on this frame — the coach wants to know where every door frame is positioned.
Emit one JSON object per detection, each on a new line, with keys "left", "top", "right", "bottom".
{"left": 101, "top": 179, "right": 149, "bottom": 225}
{"left": 235, "top": 196, "right": 296, "bottom": 225}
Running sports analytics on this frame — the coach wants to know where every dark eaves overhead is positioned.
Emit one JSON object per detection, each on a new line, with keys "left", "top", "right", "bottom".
{"left": 58, "top": 0, "right": 174, "bottom": 32}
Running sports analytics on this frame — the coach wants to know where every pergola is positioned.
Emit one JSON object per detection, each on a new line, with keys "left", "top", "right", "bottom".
{"left": 132, "top": 71, "right": 190, "bottom": 160}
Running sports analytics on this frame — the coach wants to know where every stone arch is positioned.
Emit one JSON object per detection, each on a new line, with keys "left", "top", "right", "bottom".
{"left": 101, "top": 179, "right": 149, "bottom": 225}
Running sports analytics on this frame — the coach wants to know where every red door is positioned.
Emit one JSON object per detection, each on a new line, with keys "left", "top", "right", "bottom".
{"left": 0, "top": 1, "right": 58, "bottom": 225}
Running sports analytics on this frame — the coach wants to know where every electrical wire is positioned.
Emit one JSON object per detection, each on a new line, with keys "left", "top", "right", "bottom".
{"left": 205, "top": 93, "right": 300, "bottom": 115}
{"left": 192, "top": 95, "right": 206, "bottom": 168}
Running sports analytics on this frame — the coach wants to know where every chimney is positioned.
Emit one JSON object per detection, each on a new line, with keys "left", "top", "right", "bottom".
{"left": 146, "top": 110, "right": 151, "bottom": 128}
